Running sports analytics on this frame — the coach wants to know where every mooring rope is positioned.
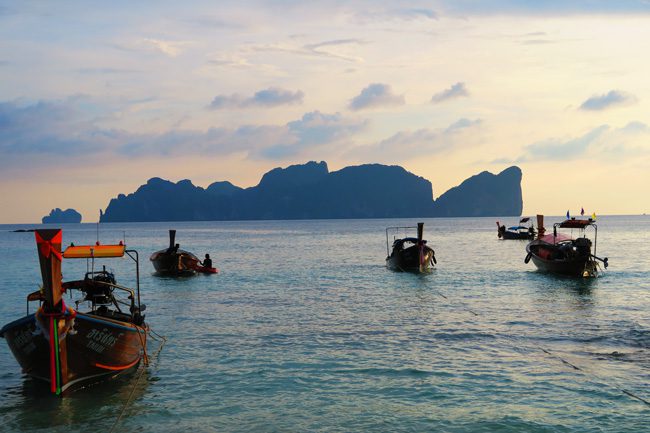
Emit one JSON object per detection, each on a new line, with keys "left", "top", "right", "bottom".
{"left": 108, "top": 329, "right": 167, "bottom": 433}
{"left": 429, "top": 286, "right": 650, "bottom": 408}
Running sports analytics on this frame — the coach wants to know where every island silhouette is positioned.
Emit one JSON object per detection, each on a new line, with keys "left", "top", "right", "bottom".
{"left": 99, "top": 161, "right": 523, "bottom": 222}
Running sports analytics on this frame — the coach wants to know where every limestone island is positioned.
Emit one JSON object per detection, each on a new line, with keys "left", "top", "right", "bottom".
{"left": 42, "top": 208, "right": 83, "bottom": 224}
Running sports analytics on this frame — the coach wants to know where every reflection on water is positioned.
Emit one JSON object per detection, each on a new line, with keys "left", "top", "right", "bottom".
{"left": 1, "top": 367, "right": 152, "bottom": 431}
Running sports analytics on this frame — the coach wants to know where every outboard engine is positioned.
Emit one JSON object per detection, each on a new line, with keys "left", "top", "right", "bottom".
{"left": 84, "top": 266, "right": 116, "bottom": 306}
{"left": 574, "top": 237, "right": 592, "bottom": 256}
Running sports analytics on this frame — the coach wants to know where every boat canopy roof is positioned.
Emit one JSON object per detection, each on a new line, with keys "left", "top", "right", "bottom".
{"left": 394, "top": 237, "right": 427, "bottom": 244}
{"left": 63, "top": 244, "right": 125, "bottom": 259}
{"left": 557, "top": 218, "right": 594, "bottom": 229}
{"left": 508, "top": 226, "right": 529, "bottom": 231}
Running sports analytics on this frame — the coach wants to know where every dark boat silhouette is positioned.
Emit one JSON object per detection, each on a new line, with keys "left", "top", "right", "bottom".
{"left": 497, "top": 217, "right": 535, "bottom": 240}
{"left": 386, "top": 222, "right": 436, "bottom": 273}
{"left": 149, "top": 229, "right": 199, "bottom": 275}
{"left": 525, "top": 215, "right": 608, "bottom": 277}
{"left": 0, "top": 229, "right": 148, "bottom": 395}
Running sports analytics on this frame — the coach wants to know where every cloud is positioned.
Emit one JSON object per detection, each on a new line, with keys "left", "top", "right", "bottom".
{"left": 445, "top": 118, "right": 482, "bottom": 132}
{"left": 209, "top": 87, "right": 304, "bottom": 109}
{"left": 579, "top": 90, "right": 637, "bottom": 111}
{"left": 119, "top": 110, "right": 366, "bottom": 160}
{"left": 357, "top": 8, "right": 438, "bottom": 23}
{"left": 520, "top": 125, "right": 609, "bottom": 162}
{"left": 261, "top": 111, "right": 368, "bottom": 159}
{"left": 349, "top": 83, "right": 405, "bottom": 111}
{"left": 511, "top": 122, "right": 650, "bottom": 163}
{"left": 142, "top": 38, "right": 190, "bottom": 57}
{"left": 0, "top": 97, "right": 369, "bottom": 165}
{"left": 620, "top": 121, "right": 649, "bottom": 133}
{"left": 303, "top": 38, "right": 366, "bottom": 51}
{"left": 248, "top": 38, "right": 365, "bottom": 63}
{"left": 439, "top": 1, "right": 650, "bottom": 16}
{"left": 110, "top": 38, "right": 191, "bottom": 57}
{"left": 347, "top": 118, "right": 482, "bottom": 162}
{"left": 431, "top": 82, "right": 469, "bottom": 103}
{"left": 0, "top": 98, "right": 108, "bottom": 158}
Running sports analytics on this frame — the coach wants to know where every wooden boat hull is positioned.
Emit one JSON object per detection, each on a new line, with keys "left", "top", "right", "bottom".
{"left": 500, "top": 230, "right": 534, "bottom": 240}
{"left": 386, "top": 245, "right": 435, "bottom": 273}
{"left": 1, "top": 311, "right": 146, "bottom": 393}
{"left": 150, "top": 250, "right": 198, "bottom": 275}
{"left": 526, "top": 241, "right": 596, "bottom": 277}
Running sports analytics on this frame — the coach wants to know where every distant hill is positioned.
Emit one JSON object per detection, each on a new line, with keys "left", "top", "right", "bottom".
{"left": 99, "top": 162, "right": 522, "bottom": 222}
{"left": 42, "top": 208, "right": 82, "bottom": 224}
{"left": 432, "top": 166, "right": 523, "bottom": 217}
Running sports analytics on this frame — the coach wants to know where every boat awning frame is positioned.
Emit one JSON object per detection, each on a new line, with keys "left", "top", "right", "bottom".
{"left": 63, "top": 244, "right": 126, "bottom": 259}
{"left": 556, "top": 218, "right": 595, "bottom": 229}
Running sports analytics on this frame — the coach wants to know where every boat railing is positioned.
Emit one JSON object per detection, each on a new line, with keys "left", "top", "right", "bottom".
{"left": 87, "top": 280, "right": 137, "bottom": 315}
{"left": 552, "top": 220, "right": 598, "bottom": 258}
{"left": 385, "top": 226, "right": 417, "bottom": 256}
{"left": 26, "top": 279, "right": 138, "bottom": 318}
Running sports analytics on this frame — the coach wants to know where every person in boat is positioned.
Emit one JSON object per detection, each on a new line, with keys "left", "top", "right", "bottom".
{"left": 201, "top": 254, "right": 212, "bottom": 269}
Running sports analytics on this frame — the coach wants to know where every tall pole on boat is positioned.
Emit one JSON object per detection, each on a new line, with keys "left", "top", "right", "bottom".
{"left": 417, "top": 222, "right": 425, "bottom": 273}
{"left": 35, "top": 229, "right": 68, "bottom": 395}
{"left": 169, "top": 229, "right": 176, "bottom": 250}
{"left": 536, "top": 215, "right": 545, "bottom": 239}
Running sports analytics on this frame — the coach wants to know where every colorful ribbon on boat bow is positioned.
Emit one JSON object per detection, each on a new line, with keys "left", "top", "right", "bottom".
{"left": 35, "top": 231, "right": 63, "bottom": 261}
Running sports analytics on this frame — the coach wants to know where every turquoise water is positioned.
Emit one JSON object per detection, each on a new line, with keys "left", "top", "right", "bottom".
{"left": 1, "top": 216, "right": 649, "bottom": 432}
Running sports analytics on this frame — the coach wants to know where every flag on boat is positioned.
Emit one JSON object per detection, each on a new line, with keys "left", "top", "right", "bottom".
{"left": 566, "top": 210, "right": 570, "bottom": 219}
{"left": 580, "top": 207, "right": 584, "bottom": 216}
{"left": 592, "top": 212, "right": 597, "bottom": 221}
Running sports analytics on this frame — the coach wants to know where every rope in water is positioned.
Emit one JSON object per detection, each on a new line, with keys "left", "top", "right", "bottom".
{"left": 108, "top": 328, "right": 167, "bottom": 433}
{"left": 428, "top": 287, "right": 650, "bottom": 408}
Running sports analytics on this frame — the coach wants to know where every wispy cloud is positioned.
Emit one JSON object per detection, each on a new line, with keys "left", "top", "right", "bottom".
{"left": 0, "top": 97, "right": 367, "bottom": 165}
{"left": 504, "top": 122, "right": 650, "bottom": 164}
{"left": 209, "top": 87, "right": 304, "bottom": 109}
{"left": 0, "top": 98, "right": 108, "bottom": 158}
{"left": 303, "top": 38, "right": 366, "bottom": 50}
{"left": 519, "top": 125, "right": 609, "bottom": 162}
{"left": 261, "top": 111, "right": 368, "bottom": 159}
{"left": 349, "top": 83, "right": 405, "bottom": 111}
{"left": 439, "top": 1, "right": 650, "bottom": 16}
{"left": 110, "top": 38, "right": 192, "bottom": 57}
{"left": 142, "top": 38, "right": 189, "bottom": 57}
{"left": 347, "top": 118, "right": 482, "bottom": 162}
{"left": 119, "top": 110, "right": 366, "bottom": 160}
{"left": 357, "top": 8, "right": 438, "bottom": 23}
{"left": 249, "top": 38, "right": 365, "bottom": 63}
{"left": 579, "top": 90, "right": 637, "bottom": 111}
{"left": 431, "top": 82, "right": 469, "bottom": 104}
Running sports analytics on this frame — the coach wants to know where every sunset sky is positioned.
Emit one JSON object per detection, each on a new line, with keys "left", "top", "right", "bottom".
{"left": 1, "top": 1, "right": 650, "bottom": 223}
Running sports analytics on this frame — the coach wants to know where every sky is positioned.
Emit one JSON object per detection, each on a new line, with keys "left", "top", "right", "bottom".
{"left": 1, "top": 0, "right": 650, "bottom": 223}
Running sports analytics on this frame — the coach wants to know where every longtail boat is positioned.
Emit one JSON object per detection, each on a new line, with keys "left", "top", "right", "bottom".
{"left": 497, "top": 217, "right": 536, "bottom": 240}
{"left": 0, "top": 229, "right": 148, "bottom": 395}
{"left": 150, "top": 229, "right": 199, "bottom": 276}
{"left": 525, "top": 215, "right": 608, "bottom": 277}
{"left": 386, "top": 222, "right": 437, "bottom": 273}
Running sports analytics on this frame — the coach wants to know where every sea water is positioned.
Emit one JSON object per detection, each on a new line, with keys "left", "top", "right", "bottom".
{"left": 0, "top": 216, "right": 648, "bottom": 432}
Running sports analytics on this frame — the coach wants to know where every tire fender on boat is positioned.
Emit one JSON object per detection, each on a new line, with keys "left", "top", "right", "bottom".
{"left": 524, "top": 252, "right": 532, "bottom": 264}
